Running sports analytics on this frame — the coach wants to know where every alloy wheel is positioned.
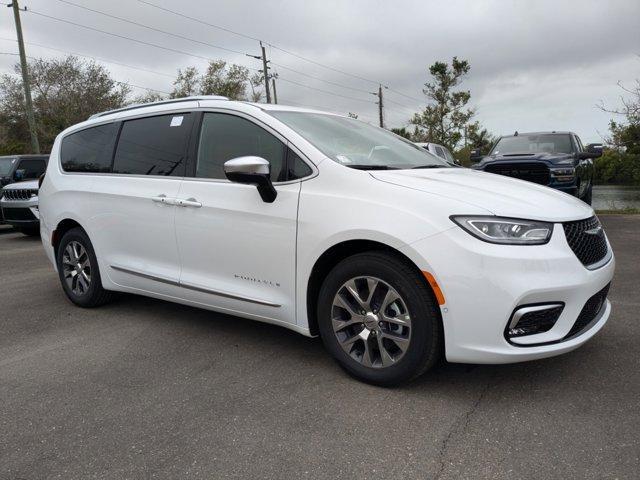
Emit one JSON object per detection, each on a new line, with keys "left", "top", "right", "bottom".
{"left": 62, "top": 240, "right": 92, "bottom": 296}
{"left": 331, "top": 276, "right": 412, "bottom": 368}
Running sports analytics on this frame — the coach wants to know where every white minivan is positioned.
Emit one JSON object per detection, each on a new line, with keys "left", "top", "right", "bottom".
{"left": 39, "top": 96, "right": 615, "bottom": 385}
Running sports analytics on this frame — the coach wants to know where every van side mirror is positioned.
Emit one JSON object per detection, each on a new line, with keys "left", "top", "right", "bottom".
{"left": 469, "top": 149, "right": 483, "bottom": 162}
{"left": 224, "top": 156, "right": 277, "bottom": 203}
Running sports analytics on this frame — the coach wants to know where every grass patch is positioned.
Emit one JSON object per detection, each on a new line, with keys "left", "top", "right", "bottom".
{"left": 596, "top": 207, "right": 640, "bottom": 215}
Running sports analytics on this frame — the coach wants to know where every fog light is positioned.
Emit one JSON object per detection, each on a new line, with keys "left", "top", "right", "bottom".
{"left": 506, "top": 303, "right": 564, "bottom": 338}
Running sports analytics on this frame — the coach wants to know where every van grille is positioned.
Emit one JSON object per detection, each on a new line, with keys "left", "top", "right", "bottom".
{"left": 563, "top": 216, "right": 609, "bottom": 267}
{"left": 1, "top": 188, "right": 38, "bottom": 201}
{"left": 483, "top": 162, "right": 550, "bottom": 185}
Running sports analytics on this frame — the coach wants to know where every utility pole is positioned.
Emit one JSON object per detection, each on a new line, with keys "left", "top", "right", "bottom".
{"left": 371, "top": 84, "right": 384, "bottom": 128}
{"left": 246, "top": 42, "right": 271, "bottom": 104}
{"left": 271, "top": 74, "right": 278, "bottom": 104}
{"left": 10, "top": 0, "right": 39, "bottom": 153}
{"left": 260, "top": 42, "right": 271, "bottom": 104}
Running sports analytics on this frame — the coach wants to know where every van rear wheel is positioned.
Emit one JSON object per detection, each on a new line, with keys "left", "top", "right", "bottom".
{"left": 317, "top": 251, "right": 442, "bottom": 386}
{"left": 56, "top": 227, "right": 113, "bottom": 308}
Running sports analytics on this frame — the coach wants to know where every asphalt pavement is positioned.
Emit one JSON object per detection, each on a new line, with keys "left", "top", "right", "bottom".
{"left": 0, "top": 215, "right": 638, "bottom": 479}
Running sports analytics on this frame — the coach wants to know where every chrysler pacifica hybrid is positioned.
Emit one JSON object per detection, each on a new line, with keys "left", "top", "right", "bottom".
{"left": 38, "top": 96, "right": 615, "bottom": 385}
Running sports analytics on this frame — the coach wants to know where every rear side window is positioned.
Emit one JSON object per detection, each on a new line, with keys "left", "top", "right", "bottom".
{"left": 434, "top": 146, "right": 446, "bottom": 159}
{"left": 61, "top": 124, "right": 118, "bottom": 173}
{"left": 196, "top": 113, "right": 286, "bottom": 181}
{"left": 113, "top": 114, "right": 193, "bottom": 176}
{"left": 16, "top": 159, "right": 46, "bottom": 179}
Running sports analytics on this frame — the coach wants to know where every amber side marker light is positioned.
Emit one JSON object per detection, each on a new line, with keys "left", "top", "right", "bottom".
{"left": 422, "top": 271, "right": 446, "bottom": 306}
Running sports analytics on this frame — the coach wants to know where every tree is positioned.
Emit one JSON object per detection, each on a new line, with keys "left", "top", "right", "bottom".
{"left": 0, "top": 56, "right": 129, "bottom": 154}
{"left": 170, "top": 61, "right": 262, "bottom": 101}
{"left": 391, "top": 127, "right": 411, "bottom": 139}
{"left": 466, "top": 121, "right": 496, "bottom": 153}
{"left": 170, "top": 66, "right": 200, "bottom": 98}
{"left": 599, "top": 80, "right": 640, "bottom": 154}
{"left": 410, "top": 57, "right": 474, "bottom": 151}
{"left": 594, "top": 78, "right": 640, "bottom": 185}
{"left": 133, "top": 91, "right": 165, "bottom": 104}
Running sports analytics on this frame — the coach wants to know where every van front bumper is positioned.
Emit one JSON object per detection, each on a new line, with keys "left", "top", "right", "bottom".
{"left": 403, "top": 223, "right": 615, "bottom": 364}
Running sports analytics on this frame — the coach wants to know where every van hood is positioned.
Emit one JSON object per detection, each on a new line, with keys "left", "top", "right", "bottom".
{"left": 371, "top": 168, "right": 593, "bottom": 222}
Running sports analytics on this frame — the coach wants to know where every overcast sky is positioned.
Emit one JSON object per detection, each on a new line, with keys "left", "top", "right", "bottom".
{"left": 1, "top": 0, "right": 639, "bottom": 143}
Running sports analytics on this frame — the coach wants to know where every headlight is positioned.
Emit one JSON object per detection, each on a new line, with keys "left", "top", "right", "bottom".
{"left": 451, "top": 216, "right": 553, "bottom": 245}
{"left": 550, "top": 167, "right": 575, "bottom": 182}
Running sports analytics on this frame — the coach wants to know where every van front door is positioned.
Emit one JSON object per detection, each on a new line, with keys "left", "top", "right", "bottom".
{"left": 174, "top": 112, "right": 301, "bottom": 326}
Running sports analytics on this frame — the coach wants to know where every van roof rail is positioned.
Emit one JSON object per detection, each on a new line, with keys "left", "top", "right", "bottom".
{"left": 88, "top": 95, "right": 229, "bottom": 120}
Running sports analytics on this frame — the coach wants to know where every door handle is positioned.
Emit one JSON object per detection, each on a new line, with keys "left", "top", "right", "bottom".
{"left": 151, "top": 194, "right": 173, "bottom": 204}
{"left": 176, "top": 198, "right": 202, "bottom": 208}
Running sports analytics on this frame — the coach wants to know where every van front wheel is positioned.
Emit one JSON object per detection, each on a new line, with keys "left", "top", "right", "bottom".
{"left": 317, "top": 251, "right": 442, "bottom": 386}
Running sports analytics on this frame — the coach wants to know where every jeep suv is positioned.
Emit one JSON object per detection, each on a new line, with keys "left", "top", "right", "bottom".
{"left": 470, "top": 132, "right": 601, "bottom": 204}
{"left": 0, "top": 155, "right": 48, "bottom": 228}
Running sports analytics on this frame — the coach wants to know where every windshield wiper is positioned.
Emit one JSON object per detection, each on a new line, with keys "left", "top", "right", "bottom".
{"left": 411, "top": 165, "right": 448, "bottom": 169}
{"left": 347, "top": 165, "right": 401, "bottom": 170}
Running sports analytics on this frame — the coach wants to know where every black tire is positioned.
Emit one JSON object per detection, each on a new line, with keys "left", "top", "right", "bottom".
{"left": 56, "top": 227, "right": 113, "bottom": 308}
{"left": 582, "top": 183, "right": 593, "bottom": 205}
{"left": 17, "top": 226, "right": 40, "bottom": 236}
{"left": 317, "top": 251, "right": 443, "bottom": 386}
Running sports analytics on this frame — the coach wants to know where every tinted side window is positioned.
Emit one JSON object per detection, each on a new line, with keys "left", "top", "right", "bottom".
{"left": 61, "top": 123, "right": 118, "bottom": 173}
{"left": 16, "top": 159, "right": 46, "bottom": 179}
{"left": 196, "top": 113, "right": 286, "bottom": 181}
{"left": 113, "top": 114, "right": 193, "bottom": 176}
{"left": 434, "top": 146, "right": 446, "bottom": 159}
{"left": 287, "top": 148, "right": 312, "bottom": 180}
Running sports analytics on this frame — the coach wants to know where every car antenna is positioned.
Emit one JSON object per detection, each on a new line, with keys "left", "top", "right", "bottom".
{"left": 514, "top": 131, "right": 518, "bottom": 136}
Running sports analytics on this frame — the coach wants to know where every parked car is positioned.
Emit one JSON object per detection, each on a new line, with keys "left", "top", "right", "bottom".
{"left": 39, "top": 97, "right": 614, "bottom": 386}
{"left": 0, "top": 154, "right": 48, "bottom": 226}
{"left": 415, "top": 142, "right": 460, "bottom": 165}
{"left": 470, "top": 132, "right": 601, "bottom": 204}
{"left": 0, "top": 154, "right": 49, "bottom": 188}
{"left": 0, "top": 179, "right": 41, "bottom": 235}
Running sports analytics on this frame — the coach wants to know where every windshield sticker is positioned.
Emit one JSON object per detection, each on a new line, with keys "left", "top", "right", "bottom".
{"left": 170, "top": 116, "right": 184, "bottom": 127}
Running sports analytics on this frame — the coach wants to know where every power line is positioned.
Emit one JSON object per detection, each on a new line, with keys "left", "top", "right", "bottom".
{"left": 135, "top": 0, "right": 381, "bottom": 86}
{"left": 270, "top": 61, "right": 371, "bottom": 94}
{"left": 55, "top": 0, "right": 378, "bottom": 101}
{"left": 55, "top": 0, "right": 247, "bottom": 57}
{"left": 0, "top": 37, "right": 176, "bottom": 78}
{"left": 277, "top": 77, "right": 374, "bottom": 104}
{"left": 115, "top": 81, "right": 169, "bottom": 95}
{"left": 25, "top": 9, "right": 256, "bottom": 71}
{"left": 137, "top": 0, "right": 263, "bottom": 43}
{"left": 386, "top": 87, "right": 424, "bottom": 104}
{"left": 136, "top": 0, "right": 426, "bottom": 104}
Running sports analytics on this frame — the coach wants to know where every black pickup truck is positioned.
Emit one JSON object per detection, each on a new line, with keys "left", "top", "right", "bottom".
{"left": 470, "top": 132, "right": 602, "bottom": 205}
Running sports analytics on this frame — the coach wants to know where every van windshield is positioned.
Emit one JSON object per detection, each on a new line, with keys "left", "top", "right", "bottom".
{"left": 0, "top": 157, "right": 16, "bottom": 175}
{"left": 269, "top": 111, "right": 449, "bottom": 170}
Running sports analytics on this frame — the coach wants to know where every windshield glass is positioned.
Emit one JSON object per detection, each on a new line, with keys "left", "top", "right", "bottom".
{"left": 0, "top": 157, "right": 16, "bottom": 175}
{"left": 269, "top": 111, "right": 449, "bottom": 170}
{"left": 490, "top": 134, "right": 573, "bottom": 155}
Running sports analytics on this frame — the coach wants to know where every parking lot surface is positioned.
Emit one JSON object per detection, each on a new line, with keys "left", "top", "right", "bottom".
{"left": 0, "top": 215, "right": 638, "bottom": 479}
